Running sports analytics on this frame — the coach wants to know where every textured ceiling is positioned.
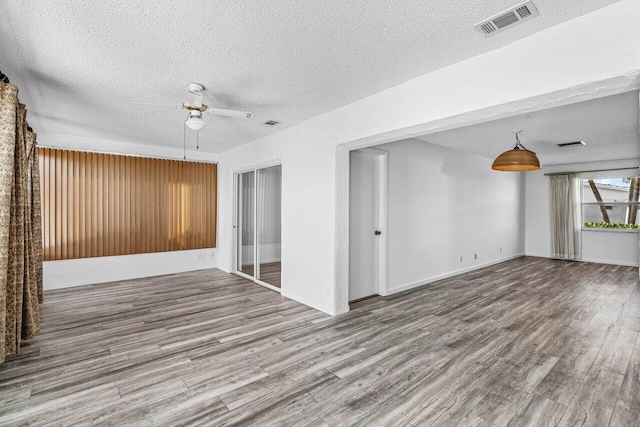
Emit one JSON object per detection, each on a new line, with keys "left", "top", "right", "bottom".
{"left": 417, "top": 90, "right": 640, "bottom": 166}
{"left": 0, "top": 0, "right": 621, "bottom": 153}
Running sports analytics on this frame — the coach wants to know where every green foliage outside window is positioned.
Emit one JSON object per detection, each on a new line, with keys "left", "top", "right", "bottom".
{"left": 583, "top": 221, "right": 640, "bottom": 229}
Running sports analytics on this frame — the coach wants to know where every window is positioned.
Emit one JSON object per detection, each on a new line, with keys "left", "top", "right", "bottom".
{"left": 582, "top": 176, "right": 639, "bottom": 230}
{"left": 39, "top": 148, "right": 217, "bottom": 261}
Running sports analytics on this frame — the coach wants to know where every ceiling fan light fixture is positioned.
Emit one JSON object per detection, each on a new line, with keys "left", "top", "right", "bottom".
{"left": 185, "top": 115, "right": 206, "bottom": 131}
{"left": 491, "top": 131, "right": 541, "bottom": 172}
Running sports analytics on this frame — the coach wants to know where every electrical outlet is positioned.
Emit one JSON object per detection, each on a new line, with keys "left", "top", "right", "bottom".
{"left": 197, "top": 253, "right": 206, "bottom": 260}
{"left": 210, "top": 252, "right": 215, "bottom": 258}
{"left": 460, "top": 256, "right": 463, "bottom": 262}
{"left": 474, "top": 253, "right": 477, "bottom": 260}
{"left": 500, "top": 247, "right": 502, "bottom": 253}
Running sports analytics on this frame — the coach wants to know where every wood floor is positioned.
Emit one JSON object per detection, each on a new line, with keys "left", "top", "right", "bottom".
{"left": 1, "top": 257, "right": 639, "bottom": 426}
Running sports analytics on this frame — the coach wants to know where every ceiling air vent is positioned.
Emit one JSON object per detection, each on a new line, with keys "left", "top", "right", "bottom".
{"left": 475, "top": 1, "right": 540, "bottom": 37}
{"left": 557, "top": 141, "right": 586, "bottom": 148}
{"left": 260, "top": 120, "right": 280, "bottom": 127}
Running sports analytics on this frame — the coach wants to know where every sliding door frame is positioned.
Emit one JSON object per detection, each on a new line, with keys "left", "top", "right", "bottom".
{"left": 232, "top": 160, "right": 282, "bottom": 293}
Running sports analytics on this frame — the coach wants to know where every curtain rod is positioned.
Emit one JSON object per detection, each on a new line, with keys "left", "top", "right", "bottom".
{"left": 544, "top": 166, "right": 640, "bottom": 176}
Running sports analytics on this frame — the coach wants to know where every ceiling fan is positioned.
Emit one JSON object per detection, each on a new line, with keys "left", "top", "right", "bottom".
{"left": 131, "top": 83, "right": 253, "bottom": 132}
{"left": 130, "top": 83, "right": 252, "bottom": 158}
{"left": 181, "top": 83, "right": 253, "bottom": 131}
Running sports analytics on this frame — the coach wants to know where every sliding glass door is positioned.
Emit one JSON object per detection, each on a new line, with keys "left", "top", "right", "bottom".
{"left": 235, "top": 165, "right": 282, "bottom": 290}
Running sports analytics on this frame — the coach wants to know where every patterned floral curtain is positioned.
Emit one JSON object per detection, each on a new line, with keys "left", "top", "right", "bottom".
{"left": 0, "top": 80, "right": 43, "bottom": 363}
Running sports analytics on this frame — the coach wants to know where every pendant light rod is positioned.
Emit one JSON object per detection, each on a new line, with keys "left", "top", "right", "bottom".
{"left": 183, "top": 112, "right": 188, "bottom": 160}
{"left": 513, "top": 130, "right": 535, "bottom": 153}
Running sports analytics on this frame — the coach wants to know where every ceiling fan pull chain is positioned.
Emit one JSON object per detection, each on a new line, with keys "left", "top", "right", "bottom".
{"left": 183, "top": 113, "right": 188, "bottom": 160}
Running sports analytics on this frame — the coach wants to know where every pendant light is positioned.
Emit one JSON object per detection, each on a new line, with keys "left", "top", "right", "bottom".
{"left": 491, "top": 131, "right": 541, "bottom": 171}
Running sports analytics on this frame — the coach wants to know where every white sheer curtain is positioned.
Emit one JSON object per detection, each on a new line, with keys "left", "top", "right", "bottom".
{"left": 549, "top": 173, "right": 582, "bottom": 260}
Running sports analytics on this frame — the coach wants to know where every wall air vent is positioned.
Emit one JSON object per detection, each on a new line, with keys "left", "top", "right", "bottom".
{"left": 475, "top": 1, "right": 540, "bottom": 37}
{"left": 557, "top": 141, "right": 586, "bottom": 148}
{"left": 260, "top": 120, "right": 280, "bottom": 127}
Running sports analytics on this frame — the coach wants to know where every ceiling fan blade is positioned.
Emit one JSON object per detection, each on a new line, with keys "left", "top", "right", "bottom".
{"left": 206, "top": 107, "right": 253, "bottom": 119}
{"left": 128, "top": 101, "right": 182, "bottom": 110}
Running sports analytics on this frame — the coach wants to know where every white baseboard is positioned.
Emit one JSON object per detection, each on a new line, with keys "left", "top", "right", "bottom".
{"left": 526, "top": 252, "right": 639, "bottom": 267}
{"left": 579, "top": 257, "right": 639, "bottom": 267}
{"left": 281, "top": 289, "right": 335, "bottom": 316}
{"left": 524, "top": 252, "right": 550, "bottom": 258}
{"left": 386, "top": 253, "right": 526, "bottom": 295}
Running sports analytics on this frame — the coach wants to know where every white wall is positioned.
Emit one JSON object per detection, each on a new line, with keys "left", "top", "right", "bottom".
{"left": 582, "top": 230, "right": 638, "bottom": 267}
{"left": 217, "top": 1, "right": 640, "bottom": 315}
{"left": 44, "top": 248, "right": 217, "bottom": 290}
{"left": 377, "top": 139, "right": 525, "bottom": 293}
{"left": 525, "top": 158, "right": 640, "bottom": 267}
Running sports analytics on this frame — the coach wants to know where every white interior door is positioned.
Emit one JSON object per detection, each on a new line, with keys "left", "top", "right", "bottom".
{"left": 349, "top": 149, "right": 386, "bottom": 301}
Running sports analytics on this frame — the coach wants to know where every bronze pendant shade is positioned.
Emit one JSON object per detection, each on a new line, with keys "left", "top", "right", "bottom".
{"left": 492, "top": 132, "right": 541, "bottom": 172}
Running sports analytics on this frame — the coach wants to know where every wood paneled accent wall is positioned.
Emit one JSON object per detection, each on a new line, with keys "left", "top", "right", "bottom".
{"left": 38, "top": 148, "right": 216, "bottom": 261}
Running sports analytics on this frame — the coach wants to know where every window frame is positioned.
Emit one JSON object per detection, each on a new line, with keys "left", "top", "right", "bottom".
{"left": 580, "top": 176, "right": 640, "bottom": 233}
{"left": 39, "top": 147, "right": 218, "bottom": 261}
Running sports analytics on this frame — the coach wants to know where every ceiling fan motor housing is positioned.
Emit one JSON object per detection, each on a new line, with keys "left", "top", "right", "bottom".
{"left": 183, "top": 102, "right": 208, "bottom": 113}
{"left": 187, "top": 83, "right": 205, "bottom": 92}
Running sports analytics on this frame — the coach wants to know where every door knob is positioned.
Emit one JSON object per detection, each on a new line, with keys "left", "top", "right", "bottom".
{"left": 374, "top": 230, "right": 381, "bottom": 235}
